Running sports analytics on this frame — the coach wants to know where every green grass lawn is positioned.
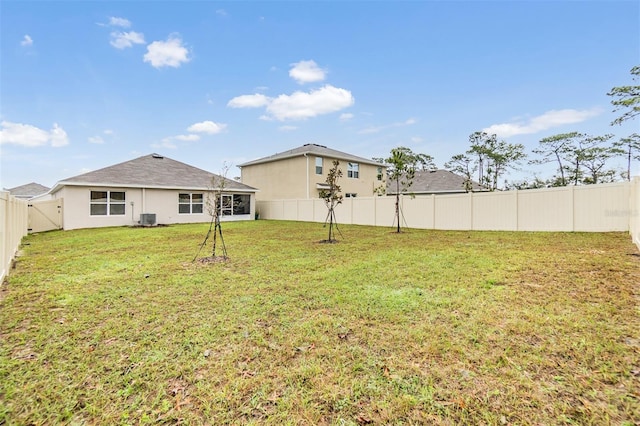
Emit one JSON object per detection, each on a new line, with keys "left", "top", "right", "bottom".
{"left": 1, "top": 221, "right": 639, "bottom": 425}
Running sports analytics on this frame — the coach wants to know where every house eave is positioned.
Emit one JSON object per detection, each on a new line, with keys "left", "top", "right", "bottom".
{"left": 239, "top": 151, "right": 385, "bottom": 168}
{"left": 50, "top": 181, "right": 257, "bottom": 194}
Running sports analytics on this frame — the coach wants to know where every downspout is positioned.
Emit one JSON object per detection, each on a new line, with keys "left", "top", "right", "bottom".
{"left": 304, "top": 153, "right": 309, "bottom": 199}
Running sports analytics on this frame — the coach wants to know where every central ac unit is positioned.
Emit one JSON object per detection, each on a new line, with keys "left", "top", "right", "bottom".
{"left": 139, "top": 213, "right": 157, "bottom": 226}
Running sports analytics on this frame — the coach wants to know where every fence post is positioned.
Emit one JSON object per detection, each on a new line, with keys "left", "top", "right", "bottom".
{"left": 515, "top": 189, "right": 519, "bottom": 231}
{"left": 1, "top": 192, "right": 7, "bottom": 282}
{"left": 470, "top": 191, "right": 474, "bottom": 231}
{"left": 431, "top": 194, "right": 436, "bottom": 229}
{"left": 374, "top": 195, "right": 377, "bottom": 227}
{"left": 571, "top": 185, "right": 576, "bottom": 232}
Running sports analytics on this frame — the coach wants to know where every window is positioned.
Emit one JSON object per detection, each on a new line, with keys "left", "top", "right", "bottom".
{"left": 377, "top": 167, "right": 383, "bottom": 181}
{"left": 220, "top": 195, "right": 232, "bottom": 216}
{"left": 345, "top": 193, "right": 357, "bottom": 198}
{"left": 215, "top": 194, "right": 251, "bottom": 216}
{"left": 347, "top": 162, "right": 359, "bottom": 178}
{"left": 179, "top": 193, "right": 204, "bottom": 214}
{"left": 90, "top": 191, "right": 125, "bottom": 216}
{"left": 233, "top": 194, "right": 251, "bottom": 215}
{"left": 315, "top": 157, "right": 323, "bottom": 175}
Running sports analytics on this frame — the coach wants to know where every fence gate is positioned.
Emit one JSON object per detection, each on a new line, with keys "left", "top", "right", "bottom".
{"left": 28, "top": 199, "right": 63, "bottom": 233}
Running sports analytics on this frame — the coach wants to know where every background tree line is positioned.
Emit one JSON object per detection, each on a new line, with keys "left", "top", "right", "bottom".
{"left": 380, "top": 65, "right": 639, "bottom": 192}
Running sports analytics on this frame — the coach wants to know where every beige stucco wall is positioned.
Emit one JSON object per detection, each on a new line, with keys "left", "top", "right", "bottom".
{"left": 242, "top": 155, "right": 384, "bottom": 201}
{"left": 54, "top": 186, "right": 255, "bottom": 230}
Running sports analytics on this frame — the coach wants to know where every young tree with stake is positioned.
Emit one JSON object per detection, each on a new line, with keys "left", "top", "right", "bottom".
{"left": 193, "top": 165, "right": 230, "bottom": 262}
{"left": 385, "top": 147, "right": 436, "bottom": 233}
{"left": 318, "top": 160, "right": 343, "bottom": 243}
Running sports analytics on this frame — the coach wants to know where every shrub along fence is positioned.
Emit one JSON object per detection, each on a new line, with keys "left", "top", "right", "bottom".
{"left": 258, "top": 179, "right": 640, "bottom": 250}
{"left": 1, "top": 191, "right": 29, "bottom": 283}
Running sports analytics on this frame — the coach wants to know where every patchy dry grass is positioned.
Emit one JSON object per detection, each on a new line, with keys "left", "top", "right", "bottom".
{"left": 1, "top": 221, "right": 639, "bottom": 425}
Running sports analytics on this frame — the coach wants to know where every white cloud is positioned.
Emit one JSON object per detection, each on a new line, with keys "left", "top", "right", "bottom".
{"left": 49, "top": 124, "right": 69, "bottom": 147}
{"left": 88, "top": 136, "right": 104, "bottom": 144}
{"left": 109, "top": 17, "right": 131, "bottom": 28}
{"left": 0, "top": 121, "right": 69, "bottom": 147}
{"left": 216, "top": 9, "right": 228, "bottom": 17}
{"left": 289, "top": 60, "right": 327, "bottom": 84}
{"left": 160, "top": 134, "right": 200, "bottom": 146}
{"left": 144, "top": 35, "right": 190, "bottom": 68}
{"left": 483, "top": 108, "right": 602, "bottom": 138}
{"left": 110, "top": 31, "right": 145, "bottom": 49}
{"left": 227, "top": 94, "right": 270, "bottom": 108}
{"left": 340, "top": 113, "right": 354, "bottom": 121}
{"left": 20, "top": 35, "right": 33, "bottom": 47}
{"left": 187, "top": 120, "right": 227, "bottom": 134}
{"left": 279, "top": 125, "right": 298, "bottom": 132}
{"left": 174, "top": 134, "right": 201, "bottom": 141}
{"left": 271, "top": 85, "right": 355, "bottom": 121}
{"left": 358, "top": 118, "right": 417, "bottom": 134}
{"left": 229, "top": 78, "right": 354, "bottom": 120}
{"left": 103, "top": 129, "right": 113, "bottom": 135}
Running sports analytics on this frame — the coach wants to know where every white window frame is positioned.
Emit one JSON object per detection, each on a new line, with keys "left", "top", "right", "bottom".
{"left": 90, "top": 190, "right": 126, "bottom": 216}
{"left": 178, "top": 193, "right": 204, "bottom": 215}
{"left": 347, "top": 162, "right": 359, "bottom": 178}
{"left": 216, "top": 193, "right": 251, "bottom": 216}
{"left": 315, "top": 157, "right": 323, "bottom": 175}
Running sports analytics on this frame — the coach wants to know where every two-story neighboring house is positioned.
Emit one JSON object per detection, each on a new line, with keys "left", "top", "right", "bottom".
{"left": 239, "top": 144, "right": 386, "bottom": 201}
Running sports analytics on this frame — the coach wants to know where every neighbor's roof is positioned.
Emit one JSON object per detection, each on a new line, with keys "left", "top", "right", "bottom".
{"left": 51, "top": 154, "right": 257, "bottom": 194}
{"left": 5, "top": 182, "right": 50, "bottom": 198}
{"left": 238, "top": 143, "right": 384, "bottom": 167}
{"left": 386, "top": 169, "right": 486, "bottom": 194}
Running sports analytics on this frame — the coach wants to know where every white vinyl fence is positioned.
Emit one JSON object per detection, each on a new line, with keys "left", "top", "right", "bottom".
{"left": 630, "top": 178, "right": 640, "bottom": 249}
{"left": 258, "top": 180, "right": 640, "bottom": 250}
{"left": 1, "top": 191, "right": 29, "bottom": 283}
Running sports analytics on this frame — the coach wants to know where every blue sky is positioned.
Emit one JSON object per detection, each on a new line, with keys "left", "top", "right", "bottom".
{"left": 1, "top": 1, "right": 639, "bottom": 190}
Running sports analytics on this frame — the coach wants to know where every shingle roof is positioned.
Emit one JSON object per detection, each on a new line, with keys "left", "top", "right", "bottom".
{"left": 386, "top": 169, "right": 486, "bottom": 194}
{"left": 52, "top": 154, "right": 256, "bottom": 193}
{"left": 5, "top": 182, "right": 50, "bottom": 198}
{"left": 238, "top": 143, "right": 383, "bottom": 167}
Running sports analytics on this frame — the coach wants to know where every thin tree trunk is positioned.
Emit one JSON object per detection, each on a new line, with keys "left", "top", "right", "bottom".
{"left": 395, "top": 193, "right": 400, "bottom": 233}
{"left": 555, "top": 151, "right": 566, "bottom": 186}
{"left": 628, "top": 146, "right": 632, "bottom": 181}
{"left": 211, "top": 216, "right": 218, "bottom": 257}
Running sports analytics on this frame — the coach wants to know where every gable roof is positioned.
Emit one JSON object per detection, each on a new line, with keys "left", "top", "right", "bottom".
{"left": 238, "top": 143, "right": 383, "bottom": 168}
{"left": 386, "top": 169, "right": 486, "bottom": 194}
{"left": 5, "top": 182, "right": 50, "bottom": 199}
{"left": 51, "top": 154, "right": 256, "bottom": 194}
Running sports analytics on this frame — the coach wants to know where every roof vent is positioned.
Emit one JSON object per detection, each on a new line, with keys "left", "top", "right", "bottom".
{"left": 152, "top": 153, "right": 164, "bottom": 159}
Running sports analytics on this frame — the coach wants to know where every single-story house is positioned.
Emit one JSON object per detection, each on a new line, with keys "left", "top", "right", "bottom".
{"left": 5, "top": 182, "right": 50, "bottom": 200}
{"left": 239, "top": 143, "right": 386, "bottom": 200}
{"left": 386, "top": 169, "right": 486, "bottom": 195}
{"left": 48, "top": 153, "right": 257, "bottom": 230}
